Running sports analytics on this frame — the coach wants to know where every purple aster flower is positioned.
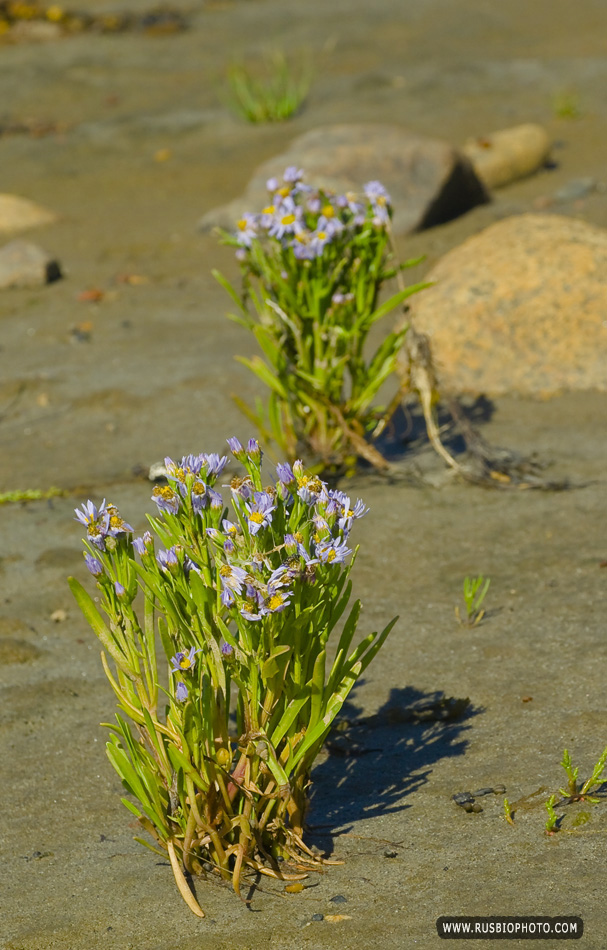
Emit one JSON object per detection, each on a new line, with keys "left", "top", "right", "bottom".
{"left": 268, "top": 197, "right": 302, "bottom": 240}
{"left": 226, "top": 437, "right": 246, "bottom": 461}
{"left": 220, "top": 586, "right": 235, "bottom": 608}
{"left": 170, "top": 647, "right": 198, "bottom": 674}
{"left": 297, "top": 474, "right": 328, "bottom": 505}
{"left": 283, "top": 166, "right": 303, "bottom": 183}
{"left": 292, "top": 235, "right": 314, "bottom": 260}
{"left": 191, "top": 480, "right": 208, "bottom": 513}
{"left": 183, "top": 556, "right": 202, "bottom": 577}
{"left": 224, "top": 537, "right": 235, "bottom": 555}
{"left": 266, "top": 176, "right": 279, "bottom": 192}
{"left": 315, "top": 537, "right": 352, "bottom": 565}
{"left": 235, "top": 248, "right": 247, "bottom": 262}
{"left": 219, "top": 562, "right": 247, "bottom": 594}
{"left": 235, "top": 213, "right": 258, "bottom": 248}
{"left": 157, "top": 547, "right": 179, "bottom": 573}
{"left": 132, "top": 536, "right": 146, "bottom": 557}
{"left": 152, "top": 485, "right": 180, "bottom": 515}
{"left": 276, "top": 462, "right": 294, "bottom": 485}
{"left": 221, "top": 640, "right": 234, "bottom": 657}
{"left": 363, "top": 180, "right": 391, "bottom": 204}
{"left": 75, "top": 499, "right": 110, "bottom": 549}
{"left": 259, "top": 202, "right": 277, "bottom": 228}
{"left": 307, "top": 195, "right": 321, "bottom": 214}
{"left": 246, "top": 438, "right": 262, "bottom": 462}
{"left": 208, "top": 488, "right": 223, "bottom": 510}
{"left": 175, "top": 681, "right": 189, "bottom": 702}
{"left": 114, "top": 581, "right": 128, "bottom": 602}
{"left": 84, "top": 553, "right": 104, "bottom": 577}
{"left": 310, "top": 224, "right": 332, "bottom": 257}
{"left": 246, "top": 491, "right": 276, "bottom": 534}
{"left": 106, "top": 504, "right": 133, "bottom": 537}
{"left": 206, "top": 453, "right": 229, "bottom": 477}
{"left": 264, "top": 585, "right": 292, "bottom": 614}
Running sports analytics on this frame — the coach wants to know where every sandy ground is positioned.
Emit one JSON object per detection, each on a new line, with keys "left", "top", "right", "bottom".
{"left": 1, "top": 1, "right": 607, "bottom": 947}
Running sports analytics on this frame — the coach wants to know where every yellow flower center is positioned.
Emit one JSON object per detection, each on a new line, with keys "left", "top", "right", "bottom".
{"left": 250, "top": 512, "right": 265, "bottom": 524}
{"left": 278, "top": 186, "right": 290, "bottom": 197}
{"left": 281, "top": 213, "right": 296, "bottom": 226}
{"left": 179, "top": 656, "right": 192, "bottom": 669}
{"left": 326, "top": 549, "right": 337, "bottom": 562}
{"left": 262, "top": 205, "right": 275, "bottom": 215}
{"left": 322, "top": 205, "right": 334, "bottom": 218}
{"left": 237, "top": 218, "right": 248, "bottom": 231}
{"left": 267, "top": 594, "right": 284, "bottom": 611}
{"left": 317, "top": 231, "right": 326, "bottom": 241}
{"left": 153, "top": 486, "right": 176, "bottom": 501}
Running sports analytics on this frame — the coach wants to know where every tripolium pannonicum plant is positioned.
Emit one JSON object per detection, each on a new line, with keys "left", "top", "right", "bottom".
{"left": 214, "top": 166, "right": 429, "bottom": 475}
{"left": 69, "top": 438, "right": 397, "bottom": 917}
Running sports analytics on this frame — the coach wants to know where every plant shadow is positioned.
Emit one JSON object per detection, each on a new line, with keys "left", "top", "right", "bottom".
{"left": 306, "top": 684, "right": 481, "bottom": 852}
{"left": 375, "top": 396, "right": 496, "bottom": 463}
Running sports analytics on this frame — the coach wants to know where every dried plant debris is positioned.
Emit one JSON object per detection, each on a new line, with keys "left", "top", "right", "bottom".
{"left": 0, "top": 0, "right": 188, "bottom": 37}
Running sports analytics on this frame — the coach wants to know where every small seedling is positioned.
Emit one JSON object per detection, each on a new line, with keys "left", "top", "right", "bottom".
{"left": 503, "top": 798, "right": 515, "bottom": 825}
{"left": 553, "top": 91, "right": 581, "bottom": 120}
{"left": 545, "top": 794, "right": 560, "bottom": 835}
{"left": 226, "top": 51, "right": 311, "bottom": 124}
{"left": 455, "top": 575, "right": 490, "bottom": 627}
{"left": 559, "top": 746, "right": 607, "bottom": 803}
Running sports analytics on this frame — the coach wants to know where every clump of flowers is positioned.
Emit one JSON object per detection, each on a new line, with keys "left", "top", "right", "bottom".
{"left": 69, "top": 438, "right": 396, "bottom": 916}
{"left": 214, "top": 167, "right": 429, "bottom": 473}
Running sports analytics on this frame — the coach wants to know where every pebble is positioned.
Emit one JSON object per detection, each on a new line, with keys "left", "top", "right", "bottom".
{"left": 383, "top": 848, "right": 398, "bottom": 858}
{"left": 0, "top": 194, "right": 56, "bottom": 235}
{"left": 330, "top": 894, "right": 348, "bottom": 904}
{"left": 0, "top": 240, "right": 62, "bottom": 290}
{"left": 553, "top": 177, "right": 596, "bottom": 202}
{"left": 311, "top": 913, "right": 324, "bottom": 921}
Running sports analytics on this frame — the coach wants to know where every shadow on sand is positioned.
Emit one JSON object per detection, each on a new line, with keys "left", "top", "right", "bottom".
{"left": 306, "top": 684, "right": 482, "bottom": 852}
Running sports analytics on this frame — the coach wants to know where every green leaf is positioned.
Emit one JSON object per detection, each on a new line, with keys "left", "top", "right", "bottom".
{"left": 235, "top": 355, "right": 288, "bottom": 398}
{"left": 358, "top": 283, "right": 433, "bottom": 331}
{"left": 212, "top": 268, "right": 247, "bottom": 315}
{"left": 67, "top": 577, "right": 129, "bottom": 672}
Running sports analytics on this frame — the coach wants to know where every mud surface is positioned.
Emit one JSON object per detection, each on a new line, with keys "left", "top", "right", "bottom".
{"left": 1, "top": 1, "right": 607, "bottom": 947}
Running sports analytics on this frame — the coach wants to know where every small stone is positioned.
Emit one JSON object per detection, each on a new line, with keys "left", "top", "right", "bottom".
{"left": 329, "top": 894, "right": 348, "bottom": 904}
{"left": 462, "top": 124, "right": 551, "bottom": 189}
{"left": 311, "top": 913, "right": 324, "bottom": 921}
{"left": 0, "top": 194, "right": 56, "bottom": 235}
{"left": 554, "top": 177, "right": 596, "bottom": 202}
{"left": 50, "top": 609, "right": 67, "bottom": 622}
{"left": 383, "top": 848, "right": 398, "bottom": 858}
{"left": 149, "top": 461, "right": 168, "bottom": 482}
{"left": 452, "top": 791, "right": 474, "bottom": 805}
{"left": 0, "top": 240, "right": 61, "bottom": 290}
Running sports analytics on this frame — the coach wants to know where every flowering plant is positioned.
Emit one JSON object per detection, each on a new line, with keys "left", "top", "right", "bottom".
{"left": 69, "top": 438, "right": 397, "bottom": 916}
{"left": 214, "top": 167, "right": 429, "bottom": 473}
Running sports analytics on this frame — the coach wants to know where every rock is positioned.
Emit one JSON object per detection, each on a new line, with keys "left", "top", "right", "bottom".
{"left": 554, "top": 177, "right": 596, "bottom": 203}
{"left": 8, "top": 20, "right": 63, "bottom": 42}
{"left": 462, "top": 124, "right": 551, "bottom": 189}
{"left": 0, "top": 194, "right": 57, "bottom": 235}
{"left": 199, "top": 124, "right": 488, "bottom": 235}
{"left": 403, "top": 214, "right": 607, "bottom": 395}
{"left": 0, "top": 241, "right": 62, "bottom": 289}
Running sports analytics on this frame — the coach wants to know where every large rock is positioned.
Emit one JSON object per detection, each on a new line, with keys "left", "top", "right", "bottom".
{"left": 462, "top": 124, "right": 551, "bottom": 189}
{"left": 199, "top": 124, "right": 488, "bottom": 235}
{"left": 402, "top": 214, "right": 607, "bottom": 395}
{"left": 0, "top": 241, "right": 62, "bottom": 289}
{"left": 0, "top": 194, "right": 57, "bottom": 235}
